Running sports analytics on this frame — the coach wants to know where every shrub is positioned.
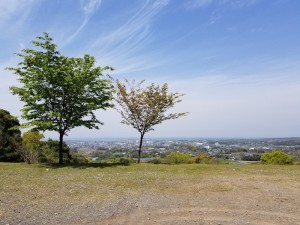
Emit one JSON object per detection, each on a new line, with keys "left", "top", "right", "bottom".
{"left": 119, "top": 157, "right": 130, "bottom": 165}
{"left": 166, "top": 152, "right": 192, "bottom": 164}
{"left": 260, "top": 150, "right": 293, "bottom": 165}
{"left": 38, "top": 145, "right": 58, "bottom": 163}
{"left": 148, "top": 158, "right": 162, "bottom": 164}
{"left": 193, "top": 153, "right": 212, "bottom": 164}
{"left": 39, "top": 139, "right": 71, "bottom": 163}
{"left": 69, "top": 153, "right": 89, "bottom": 164}
{"left": 108, "top": 157, "right": 136, "bottom": 165}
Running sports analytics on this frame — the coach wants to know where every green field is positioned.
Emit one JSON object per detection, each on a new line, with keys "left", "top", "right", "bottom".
{"left": 1, "top": 163, "right": 300, "bottom": 225}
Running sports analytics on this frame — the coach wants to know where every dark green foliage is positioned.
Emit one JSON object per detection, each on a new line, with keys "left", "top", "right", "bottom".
{"left": 148, "top": 158, "right": 162, "bottom": 164}
{"left": 0, "top": 109, "right": 22, "bottom": 161}
{"left": 108, "top": 157, "right": 136, "bottom": 165}
{"left": 39, "top": 139, "right": 71, "bottom": 163}
{"left": 260, "top": 150, "right": 293, "bottom": 165}
{"left": 166, "top": 152, "right": 192, "bottom": 164}
{"left": 7, "top": 33, "right": 113, "bottom": 164}
{"left": 69, "top": 152, "right": 89, "bottom": 164}
{"left": 119, "top": 157, "right": 133, "bottom": 165}
{"left": 128, "top": 150, "right": 151, "bottom": 159}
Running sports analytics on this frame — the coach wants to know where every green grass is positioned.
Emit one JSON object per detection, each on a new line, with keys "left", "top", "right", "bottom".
{"left": 1, "top": 162, "right": 299, "bottom": 205}
{"left": 1, "top": 162, "right": 300, "bottom": 225}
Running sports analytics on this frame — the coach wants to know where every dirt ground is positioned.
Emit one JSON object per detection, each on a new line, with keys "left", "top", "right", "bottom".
{"left": 1, "top": 164, "right": 300, "bottom": 225}
{"left": 100, "top": 175, "right": 300, "bottom": 225}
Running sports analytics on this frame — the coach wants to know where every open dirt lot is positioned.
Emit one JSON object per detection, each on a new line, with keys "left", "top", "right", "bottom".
{"left": 1, "top": 163, "right": 300, "bottom": 225}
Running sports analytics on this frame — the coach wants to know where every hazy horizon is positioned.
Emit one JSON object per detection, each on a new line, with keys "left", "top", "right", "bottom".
{"left": 61, "top": 135, "right": 300, "bottom": 141}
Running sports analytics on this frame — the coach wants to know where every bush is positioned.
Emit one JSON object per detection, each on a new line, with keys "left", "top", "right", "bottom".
{"left": 39, "top": 139, "right": 71, "bottom": 163}
{"left": 260, "top": 150, "right": 293, "bottom": 165}
{"left": 148, "top": 158, "right": 163, "bottom": 164}
{"left": 166, "top": 152, "right": 192, "bottom": 164}
{"left": 108, "top": 157, "right": 136, "bottom": 165}
{"left": 38, "top": 145, "right": 58, "bottom": 163}
{"left": 193, "top": 153, "right": 212, "bottom": 164}
{"left": 69, "top": 152, "right": 89, "bottom": 164}
{"left": 119, "top": 157, "right": 130, "bottom": 165}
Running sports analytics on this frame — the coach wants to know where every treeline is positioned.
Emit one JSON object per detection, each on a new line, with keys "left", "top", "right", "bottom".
{"left": 0, "top": 109, "right": 85, "bottom": 163}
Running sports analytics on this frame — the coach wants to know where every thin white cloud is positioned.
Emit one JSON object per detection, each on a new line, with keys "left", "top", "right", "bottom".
{"left": 85, "top": 0, "right": 170, "bottom": 74}
{"left": 186, "top": 0, "right": 259, "bottom": 9}
{"left": 221, "top": 0, "right": 258, "bottom": 8}
{"left": 81, "top": 0, "right": 102, "bottom": 16}
{"left": 0, "top": 0, "right": 37, "bottom": 28}
{"left": 186, "top": 0, "right": 214, "bottom": 9}
{"left": 185, "top": 0, "right": 259, "bottom": 26}
{"left": 91, "top": 0, "right": 168, "bottom": 48}
{"left": 0, "top": 0, "right": 25, "bottom": 20}
{"left": 209, "top": 10, "right": 222, "bottom": 24}
{"left": 62, "top": 0, "right": 102, "bottom": 46}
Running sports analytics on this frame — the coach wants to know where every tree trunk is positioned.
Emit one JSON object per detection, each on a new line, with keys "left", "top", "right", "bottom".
{"left": 59, "top": 131, "right": 64, "bottom": 164}
{"left": 138, "top": 133, "right": 144, "bottom": 163}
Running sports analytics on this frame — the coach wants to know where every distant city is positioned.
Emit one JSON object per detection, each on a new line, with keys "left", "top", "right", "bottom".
{"left": 65, "top": 137, "right": 300, "bottom": 162}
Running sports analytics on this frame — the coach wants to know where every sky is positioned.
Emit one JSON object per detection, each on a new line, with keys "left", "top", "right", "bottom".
{"left": 1, "top": 0, "right": 300, "bottom": 139}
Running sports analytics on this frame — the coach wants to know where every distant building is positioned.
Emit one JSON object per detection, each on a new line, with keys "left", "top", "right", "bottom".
{"left": 194, "top": 142, "right": 203, "bottom": 146}
{"left": 214, "top": 142, "right": 221, "bottom": 147}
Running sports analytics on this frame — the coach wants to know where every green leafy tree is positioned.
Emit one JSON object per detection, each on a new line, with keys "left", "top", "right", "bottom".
{"left": 0, "top": 109, "right": 22, "bottom": 161}
{"left": 113, "top": 79, "right": 188, "bottom": 163}
{"left": 20, "top": 130, "right": 44, "bottom": 164}
{"left": 7, "top": 33, "right": 113, "bottom": 164}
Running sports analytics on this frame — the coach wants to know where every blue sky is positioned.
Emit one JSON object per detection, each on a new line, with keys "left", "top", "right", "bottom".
{"left": 1, "top": 0, "right": 300, "bottom": 139}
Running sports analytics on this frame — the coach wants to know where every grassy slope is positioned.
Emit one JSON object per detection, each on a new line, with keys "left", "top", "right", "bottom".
{"left": 1, "top": 163, "right": 300, "bottom": 224}
{"left": 1, "top": 163, "right": 299, "bottom": 199}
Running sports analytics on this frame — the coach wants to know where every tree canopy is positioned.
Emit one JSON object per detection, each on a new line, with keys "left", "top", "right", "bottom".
{"left": 113, "top": 79, "right": 188, "bottom": 163}
{"left": 7, "top": 32, "right": 114, "bottom": 163}
{"left": 0, "top": 109, "right": 22, "bottom": 161}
